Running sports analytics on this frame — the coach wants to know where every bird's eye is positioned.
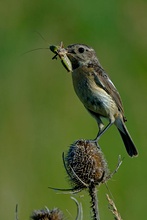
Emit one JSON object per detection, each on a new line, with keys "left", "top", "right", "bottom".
{"left": 78, "top": 47, "right": 85, "bottom": 53}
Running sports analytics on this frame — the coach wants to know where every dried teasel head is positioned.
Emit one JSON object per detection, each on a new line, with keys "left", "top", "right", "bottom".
{"left": 64, "top": 140, "right": 109, "bottom": 191}
{"left": 31, "top": 207, "right": 64, "bottom": 220}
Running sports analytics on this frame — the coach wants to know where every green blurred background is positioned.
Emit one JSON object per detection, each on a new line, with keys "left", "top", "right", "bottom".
{"left": 0, "top": 0, "right": 147, "bottom": 219}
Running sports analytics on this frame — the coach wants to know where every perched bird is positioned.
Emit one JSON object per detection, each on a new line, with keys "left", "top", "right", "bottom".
{"left": 64, "top": 44, "right": 138, "bottom": 157}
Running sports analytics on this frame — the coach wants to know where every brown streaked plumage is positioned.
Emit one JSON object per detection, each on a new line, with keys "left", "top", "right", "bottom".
{"left": 65, "top": 44, "right": 138, "bottom": 157}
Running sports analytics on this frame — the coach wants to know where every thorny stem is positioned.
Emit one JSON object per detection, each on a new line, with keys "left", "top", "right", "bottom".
{"left": 89, "top": 182, "right": 100, "bottom": 220}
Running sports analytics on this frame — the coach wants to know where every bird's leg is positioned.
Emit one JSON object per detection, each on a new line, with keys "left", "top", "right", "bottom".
{"left": 92, "top": 118, "right": 104, "bottom": 142}
{"left": 94, "top": 118, "right": 115, "bottom": 142}
{"left": 98, "top": 119, "right": 105, "bottom": 134}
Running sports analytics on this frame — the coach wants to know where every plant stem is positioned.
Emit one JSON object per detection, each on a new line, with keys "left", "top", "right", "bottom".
{"left": 89, "top": 182, "right": 100, "bottom": 220}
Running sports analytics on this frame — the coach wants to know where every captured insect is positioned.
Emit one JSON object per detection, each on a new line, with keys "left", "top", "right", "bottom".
{"left": 50, "top": 42, "right": 72, "bottom": 72}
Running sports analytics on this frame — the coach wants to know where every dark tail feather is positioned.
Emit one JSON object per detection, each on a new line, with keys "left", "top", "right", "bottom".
{"left": 116, "top": 119, "right": 138, "bottom": 157}
{"left": 117, "top": 123, "right": 138, "bottom": 157}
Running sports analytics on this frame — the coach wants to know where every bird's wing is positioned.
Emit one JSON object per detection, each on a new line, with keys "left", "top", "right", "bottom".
{"left": 92, "top": 65, "right": 125, "bottom": 118}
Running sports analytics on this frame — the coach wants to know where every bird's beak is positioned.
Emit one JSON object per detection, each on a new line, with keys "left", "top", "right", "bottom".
{"left": 66, "top": 48, "right": 74, "bottom": 59}
{"left": 66, "top": 48, "right": 80, "bottom": 70}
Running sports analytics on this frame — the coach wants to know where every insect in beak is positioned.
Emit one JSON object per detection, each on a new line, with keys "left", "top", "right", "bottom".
{"left": 50, "top": 42, "right": 72, "bottom": 72}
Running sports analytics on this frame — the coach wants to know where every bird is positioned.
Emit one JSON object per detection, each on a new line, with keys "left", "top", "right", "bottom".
{"left": 64, "top": 44, "right": 138, "bottom": 157}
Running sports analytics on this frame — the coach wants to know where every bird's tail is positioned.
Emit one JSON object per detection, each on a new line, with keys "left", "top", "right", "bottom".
{"left": 115, "top": 118, "right": 138, "bottom": 157}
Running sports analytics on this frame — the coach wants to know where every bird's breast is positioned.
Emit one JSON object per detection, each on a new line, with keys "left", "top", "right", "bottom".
{"left": 72, "top": 68, "right": 117, "bottom": 117}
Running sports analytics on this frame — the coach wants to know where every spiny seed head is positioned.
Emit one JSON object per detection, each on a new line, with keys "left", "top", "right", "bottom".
{"left": 31, "top": 208, "right": 63, "bottom": 220}
{"left": 65, "top": 140, "right": 109, "bottom": 190}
